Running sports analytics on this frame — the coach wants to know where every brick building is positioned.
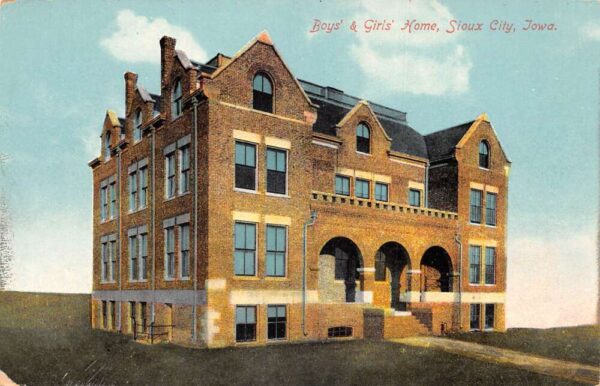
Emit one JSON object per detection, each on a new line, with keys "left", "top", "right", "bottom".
{"left": 89, "top": 31, "right": 510, "bottom": 348}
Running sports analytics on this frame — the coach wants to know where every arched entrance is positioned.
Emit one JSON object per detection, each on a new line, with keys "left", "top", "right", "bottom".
{"left": 420, "top": 247, "right": 452, "bottom": 292}
{"left": 375, "top": 242, "right": 410, "bottom": 310}
{"left": 319, "top": 237, "right": 363, "bottom": 303}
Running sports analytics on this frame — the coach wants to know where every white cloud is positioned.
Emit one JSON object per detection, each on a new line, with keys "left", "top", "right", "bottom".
{"left": 580, "top": 21, "right": 600, "bottom": 41}
{"left": 81, "top": 126, "right": 100, "bottom": 161}
{"left": 349, "top": 0, "right": 472, "bottom": 96}
{"left": 506, "top": 230, "right": 597, "bottom": 328}
{"left": 100, "top": 9, "right": 208, "bottom": 63}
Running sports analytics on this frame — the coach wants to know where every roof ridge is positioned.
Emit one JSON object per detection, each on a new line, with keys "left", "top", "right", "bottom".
{"left": 425, "top": 120, "right": 474, "bottom": 137}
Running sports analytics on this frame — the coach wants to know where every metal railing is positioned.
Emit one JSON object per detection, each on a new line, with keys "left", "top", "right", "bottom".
{"left": 132, "top": 318, "right": 176, "bottom": 344}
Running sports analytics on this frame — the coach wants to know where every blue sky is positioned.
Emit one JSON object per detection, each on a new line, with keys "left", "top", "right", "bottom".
{"left": 0, "top": 0, "right": 597, "bottom": 327}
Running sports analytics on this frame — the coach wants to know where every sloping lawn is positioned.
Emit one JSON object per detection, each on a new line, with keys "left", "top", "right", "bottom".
{"left": 449, "top": 326, "right": 600, "bottom": 366}
{"left": 0, "top": 292, "right": 586, "bottom": 385}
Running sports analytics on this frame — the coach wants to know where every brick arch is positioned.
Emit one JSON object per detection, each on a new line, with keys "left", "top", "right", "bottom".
{"left": 420, "top": 246, "right": 453, "bottom": 293}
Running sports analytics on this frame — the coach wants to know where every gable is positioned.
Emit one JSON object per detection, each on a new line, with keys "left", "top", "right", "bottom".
{"left": 456, "top": 114, "right": 510, "bottom": 164}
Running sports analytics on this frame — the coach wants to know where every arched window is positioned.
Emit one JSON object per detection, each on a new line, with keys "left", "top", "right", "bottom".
{"left": 133, "top": 109, "right": 142, "bottom": 142}
{"left": 252, "top": 73, "right": 273, "bottom": 113}
{"left": 171, "top": 79, "right": 182, "bottom": 118}
{"left": 356, "top": 123, "right": 370, "bottom": 154}
{"left": 479, "top": 140, "right": 490, "bottom": 168}
{"left": 104, "top": 131, "right": 111, "bottom": 160}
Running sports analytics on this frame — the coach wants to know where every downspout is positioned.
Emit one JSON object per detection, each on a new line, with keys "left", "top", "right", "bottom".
{"left": 302, "top": 210, "right": 317, "bottom": 336}
{"left": 192, "top": 97, "right": 199, "bottom": 342}
{"left": 454, "top": 233, "right": 462, "bottom": 331}
{"left": 117, "top": 144, "right": 122, "bottom": 332}
{"left": 151, "top": 126, "right": 156, "bottom": 324}
{"left": 424, "top": 161, "right": 430, "bottom": 207}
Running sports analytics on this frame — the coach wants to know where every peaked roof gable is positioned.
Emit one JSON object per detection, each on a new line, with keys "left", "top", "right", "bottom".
{"left": 336, "top": 100, "right": 391, "bottom": 142}
{"left": 456, "top": 113, "right": 511, "bottom": 163}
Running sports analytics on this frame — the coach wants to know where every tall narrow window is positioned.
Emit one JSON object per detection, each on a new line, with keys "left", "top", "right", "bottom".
{"left": 374, "top": 250, "right": 386, "bottom": 281}
{"left": 110, "top": 240, "right": 117, "bottom": 282}
{"left": 484, "top": 304, "right": 495, "bottom": 329}
{"left": 165, "top": 153, "right": 176, "bottom": 199}
{"left": 469, "top": 245, "right": 481, "bottom": 284}
{"left": 235, "top": 306, "right": 257, "bottom": 342}
{"left": 409, "top": 189, "right": 421, "bottom": 207}
{"left": 100, "top": 186, "right": 108, "bottom": 221}
{"left": 165, "top": 227, "right": 175, "bottom": 279}
{"left": 470, "top": 304, "right": 481, "bottom": 330}
{"left": 180, "top": 224, "right": 190, "bottom": 279}
{"left": 266, "top": 225, "right": 286, "bottom": 277}
{"left": 134, "top": 109, "right": 142, "bottom": 142}
{"left": 335, "top": 175, "right": 350, "bottom": 196}
{"left": 172, "top": 80, "right": 182, "bottom": 118}
{"left": 267, "top": 305, "right": 286, "bottom": 340}
{"left": 485, "top": 247, "right": 496, "bottom": 285}
{"left": 486, "top": 192, "right": 497, "bottom": 226}
{"left": 266, "top": 147, "right": 287, "bottom": 195}
{"left": 355, "top": 178, "right": 370, "bottom": 199}
{"left": 139, "top": 233, "right": 148, "bottom": 280}
{"left": 109, "top": 182, "right": 116, "bottom": 219}
{"left": 252, "top": 73, "right": 273, "bottom": 113}
{"left": 110, "top": 301, "right": 116, "bottom": 330}
{"left": 139, "top": 167, "right": 148, "bottom": 208}
{"left": 234, "top": 222, "right": 256, "bottom": 276}
{"left": 101, "top": 242, "right": 109, "bottom": 282}
{"left": 140, "top": 302, "right": 147, "bottom": 332}
{"left": 470, "top": 189, "right": 482, "bottom": 224}
{"left": 179, "top": 145, "right": 190, "bottom": 194}
{"left": 102, "top": 301, "right": 107, "bottom": 329}
{"left": 375, "top": 182, "right": 388, "bottom": 202}
{"left": 129, "top": 171, "right": 137, "bottom": 211}
{"left": 129, "top": 301, "right": 135, "bottom": 333}
{"left": 479, "top": 140, "right": 490, "bottom": 168}
{"left": 129, "top": 234, "right": 138, "bottom": 281}
{"left": 235, "top": 141, "right": 256, "bottom": 191}
{"left": 104, "top": 132, "right": 111, "bottom": 161}
{"left": 356, "top": 123, "right": 370, "bottom": 154}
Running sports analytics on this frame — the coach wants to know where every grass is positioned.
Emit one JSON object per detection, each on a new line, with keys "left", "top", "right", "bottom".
{"left": 0, "top": 291, "right": 588, "bottom": 385}
{"left": 449, "top": 326, "right": 600, "bottom": 366}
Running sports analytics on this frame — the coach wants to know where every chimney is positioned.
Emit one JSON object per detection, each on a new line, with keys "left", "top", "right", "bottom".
{"left": 124, "top": 72, "right": 138, "bottom": 117}
{"left": 160, "top": 36, "right": 176, "bottom": 118}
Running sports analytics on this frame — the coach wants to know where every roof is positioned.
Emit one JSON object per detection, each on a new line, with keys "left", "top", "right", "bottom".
{"left": 424, "top": 121, "right": 474, "bottom": 162}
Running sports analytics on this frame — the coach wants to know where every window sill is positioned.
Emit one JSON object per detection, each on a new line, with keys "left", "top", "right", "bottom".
{"left": 355, "top": 151, "right": 371, "bottom": 157}
{"left": 266, "top": 338, "right": 288, "bottom": 344}
{"left": 128, "top": 207, "right": 147, "bottom": 215}
{"left": 483, "top": 283, "right": 496, "bottom": 287}
{"left": 128, "top": 279, "right": 148, "bottom": 283}
{"left": 234, "top": 188, "right": 259, "bottom": 195}
{"left": 233, "top": 275, "right": 259, "bottom": 281}
{"left": 178, "top": 191, "right": 191, "bottom": 197}
{"left": 264, "top": 276, "right": 289, "bottom": 281}
{"left": 478, "top": 167, "right": 490, "bottom": 171}
{"left": 484, "top": 224, "right": 497, "bottom": 229}
{"left": 266, "top": 192, "right": 290, "bottom": 199}
{"left": 469, "top": 222, "right": 482, "bottom": 226}
{"left": 164, "top": 277, "right": 176, "bottom": 282}
{"left": 163, "top": 196, "right": 177, "bottom": 203}
{"left": 179, "top": 276, "right": 191, "bottom": 281}
{"left": 468, "top": 283, "right": 482, "bottom": 287}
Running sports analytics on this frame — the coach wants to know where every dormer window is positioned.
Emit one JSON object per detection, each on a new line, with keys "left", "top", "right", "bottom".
{"left": 252, "top": 73, "right": 273, "bottom": 113}
{"left": 356, "top": 123, "right": 370, "bottom": 154}
{"left": 133, "top": 109, "right": 142, "bottom": 143}
{"left": 171, "top": 79, "right": 182, "bottom": 118}
{"left": 479, "top": 140, "right": 490, "bottom": 169}
{"left": 104, "top": 132, "right": 111, "bottom": 161}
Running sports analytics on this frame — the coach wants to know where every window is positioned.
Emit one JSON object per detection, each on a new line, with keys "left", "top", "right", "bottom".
{"left": 486, "top": 192, "right": 497, "bottom": 226}
{"left": 109, "top": 182, "right": 116, "bottom": 219}
{"left": 235, "top": 306, "right": 256, "bottom": 342}
{"left": 139, "top": 167, "right": 148, "bottom": 208}
{"left": 469, "top": 246, "right": 481, "bottom": 284}
{"left": 110, "top": 240, "right": 117, "bottom": 282}
{"left": 172, "top": 79, "right": 182, "bottom": 118}
{"left": 484, "top": 304, "right": 495, "bottom": 329}
{"left": 479, "top": 140, "right": 490, "bottom": 168}
{"left": 470, "top": 304, "right": 481, "bottom": 330}
{"left": 356, "top": 123, "right": 370, "bottom": 154}
{"left": 355, "top": 178, "right": 369, "bottom": 199}
{"left": 140, "top": 302, "right": 147, "bottom": 332}
{"left": 102, "top": 301, "right": 107, "bottom": 329}
{"left": 375, "top": 182, "right": 388, "bottom": 202}
{"left": 470, "top": 189, "right": 482, "bottom": 224}
{"left": 134, "top": 109, "right": 142, "bottom": 142}
{"left": 129, "top": 234, "right": 138, "bottom": 281}
{"left": 100, "top": 186, "right": 108, "bottom": 221}
{"left": 179, "top": 146, "right": 190, "bottom": 194}
{"left": 165, "top": 227, "right": 175, "bottom": 279}
{"left": 129, "top": 301, "right": 135, "bottom": 333}
{"left": 165, "top": 152, "right": 176, "bottom": 198}
{"left": 104, "top": 132, "right": 111, "bottom": 160}
{"left": 335, "top": 175, "right": 350, "bottom": 196}
{"left": 267, "top": 305, "right": 286, "bottom": 340}
{"left": 409, "top": 189, "right": 421, "bottom": 207}
{"left": 139, "top": 233, "right": 148, "bottom": 280}
{"left": 266, "top": 225, "right": 286, "bottom": 277}
{"left": 101, "top": 242, "right": 109, "bottom": 282}
{"left": 328, "top": 326, "right": 353, "bottom": 338}
{"left": 252, "top": 73, "right": 273, "bottom": 113}
{"left": 129, "top": 171, "right": 137, "bottom": 211}
{"left": 110, "top": 301, "right": 116, "bottom": 330}
{"left": 374, "top": 251, "right": 386, "bottom": 281}
{"left": 266, "top": 147, "right": 287, "bottom": 195}
{"left": 180, "top": 224, "right": 190, "bottom": 279}
{"left": 485, "top": 247, "right": 496, "bottom": 285}
{"left": 235, "top": 141, "right": 256, "bottom": 191}
{"left": 234, "top": 222, "right": 256, "bottom": 276}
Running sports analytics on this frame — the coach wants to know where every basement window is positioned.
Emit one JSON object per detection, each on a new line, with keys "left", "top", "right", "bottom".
{"left": 328, "top": 326, "right": 353, "bottom": 338}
